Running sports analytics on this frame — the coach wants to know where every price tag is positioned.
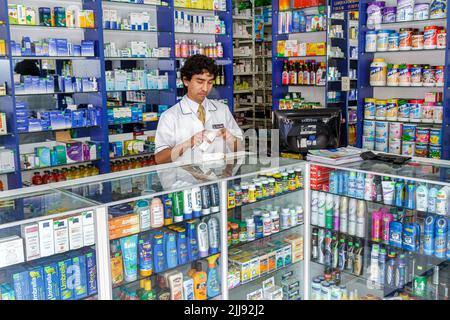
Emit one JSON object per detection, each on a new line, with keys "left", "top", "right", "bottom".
{"left": 341, "top": 77, "right": 350, "bottom": 92}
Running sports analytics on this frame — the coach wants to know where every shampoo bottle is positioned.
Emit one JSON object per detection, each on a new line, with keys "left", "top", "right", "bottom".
{"left": 191, "top": 187, "right": 202, "bottom": 218}
{"left": 138, "top": 234, "right": 153, "bottom": 277}
{"left": 415, "top": 183, "right": 429, "bottom": 212}
{"left": 177, "top": 227, "right": 189, "bottom": 265}
{"left": 183, "top": 189, "right": 193, "bottom": 220}
{"left": 162, "top": 194, "right": 173, "bottom": 225}
{"left": 192, "top": 262, "right": 207, "bottom": 300}
{"left": 197, "top": 221, "right": 209, "bottom": 258}
{"left": 428, "top": 186, "right": 439, "bottom": 213}
{"left": 153, "top": 233, "right": 166, "bottom": 273}
{"left": 206, "top": 253, "right": 221, "bottom": 299}
{"left": 135, "top": 200, "right": 150, "bottom": 231}
{"left": 165, "top": 232, "right": 178, "bottom": 269}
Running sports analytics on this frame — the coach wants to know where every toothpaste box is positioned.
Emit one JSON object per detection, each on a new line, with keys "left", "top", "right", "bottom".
{"left": 11, "top": 266, "right": 31, "bottom": 300}
{"left": 57, "top": 256, "right": 73, "bottom": 300}
{"left": 42, "top": 259, "right": 61, "bottom": 300}
{"left": 28, "top": 265, "right": 45, "bottom": 300}
{"left": 85, "top": 250, "right": 97, "bottom": 296}
{"left": 21, "top": 223, "right": 40, "bottom": 261}
{"left": 69, "top": 253, "right": 87, "bottom": 300}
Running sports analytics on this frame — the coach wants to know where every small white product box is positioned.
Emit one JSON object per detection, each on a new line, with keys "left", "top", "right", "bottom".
{"left": 53, "top": 218, "right": 69, "bottom": 254}
{"left": 0, "top": 236, "right": 25, "bottom": 268}
{"left": 21, "top": 223, "right": 40, "bottom": 261}
{"left": 38, "top": 219, "right": 55, "bottom": 257}
{"left": 82, "top": 211, "right": 95, "bottom": 246}
{"left": 68, "top": 215, "right": 84, "bottom": 250}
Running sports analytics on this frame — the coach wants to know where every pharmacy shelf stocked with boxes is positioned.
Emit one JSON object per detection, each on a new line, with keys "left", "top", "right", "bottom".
{"left": 357, "top": 0, "right": 450, "bottom": 160}
{"left": 307, "top": 159, "right": 450, "bottom": 300}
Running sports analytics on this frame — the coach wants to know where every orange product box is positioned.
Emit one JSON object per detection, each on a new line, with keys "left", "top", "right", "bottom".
{"left": 316, "top": 42, "right": 326, "bottom": 55}
{"left": 109, "top": 213, "right": 139, "bottom": 231}
{"left": 109, "top": 224, "right": 140, "bottom": 240}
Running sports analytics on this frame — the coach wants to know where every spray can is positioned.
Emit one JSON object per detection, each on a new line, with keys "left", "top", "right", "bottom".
{"left": 395, "top": 254, "right": 406, "bottom": 289}
{"left": 375, "top": 176, "right": 383, "bottom": 202}
{"left": 312, "top": 227, "right": 319, "bottom": 260}
{"left": 371, "top": 210, "right": 382, "bottom": 242}
{"left": 329, "top": 171, "right": 338, "bottom": 194}
{"left": 348, "top": 198, "right": 357, "bottom": 236}
{"left": 435, "top": 217, "right": 448, "bottom": 259}
{"left": 395, "top": 180, "right": 406, "bottom": 207}
{"left": 183, "top": 189, "right": 193, "bottom": 220}
{"left": 324, "top": 229, "right": 333, "bottom": 267}
{"left": 424, "top": 215, "right": 436, "bottom": 256}
{"left": 338, "top": 171, "right": 344, "bottom": 195}
{"left": 325, "top": 193, "right": 334, "bottom": 229}
{"left": 339, "top": 197, "right": 348, "bottom": 233}
{"left": 346, "top": 237, "right": 354, "bottom": 272}
{"left": 342, "top": 171, "right": 349, "bottom": 196}
{"left": 386, "top": 252, "right": 396, "bottom": 288}
{"left": 382, "top": 211, "right": 394, "bottom": 244}
{"left": 364, "top": 174, "right": 376, "bottom": 201}
{"left": 353, "top": 239, "right": 363, "bottom": 276}
{"left": 191, "top": 187, "right": 202, "bottom": 218}
{"left": 348, "top": 171, "right": 357, "bottom": 197}
{"left": 356, "top": 172, "right": 366, "bottom": 199}
{"left": 200, "top": 186, "right": 211, "bottom": 215}
{"left": 207, "top": 217, "right": 220, "bottom": 254}
{"left": 318, "top": 228, "right": 325, "bottom": 264}
{"left": 378, "top": 248, "right": 387, "bottom": 286}
{"left": 311, "top": 190, "right": 319, "bottom": 226}
{"left": 338, "top": 236, "right": 347, "bottom": 271}
{"left": 332, "top": 233, "right": 339, "bottom": 269}
{"left": 406, "top": 181, "right": 417, "bottom": 210}
{"left": 318, "top": 192, "right": 326, "bottom": 227}
{"left": 333, "top": 195, "right": 340, "bottom": 231}
{"left": 356, "top": 200, "right": 366, "bottom": 238}
{"left": 209, "top": 183, "right": 220, "bottom": 213}
{"left": 368, "top": 244, "right": 380, "bottom": 290}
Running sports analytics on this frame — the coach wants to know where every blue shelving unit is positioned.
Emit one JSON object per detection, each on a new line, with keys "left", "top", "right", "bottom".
{"left": 0, "top": 0, "right": 235, "bottom": 190}
{"left": 357, "top": 0, "right": 450, "bottom": 160}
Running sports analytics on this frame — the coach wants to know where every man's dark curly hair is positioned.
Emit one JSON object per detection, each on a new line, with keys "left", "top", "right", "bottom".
{"left": 180, "top": 54, "right": 218, "bottom": 82}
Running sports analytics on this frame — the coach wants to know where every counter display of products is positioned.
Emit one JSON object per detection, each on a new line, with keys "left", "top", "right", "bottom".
{"left": 0, "top": 154, "right": 449, "bottom": 300}
{"left": 308, "top": 160, "right": 450, "bottom": 300}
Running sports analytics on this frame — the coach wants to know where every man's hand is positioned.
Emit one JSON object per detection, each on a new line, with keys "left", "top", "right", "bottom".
{"left": 216, "top": 128, "right": 235, "bottom": 144}
{"left": 189, "top": 130, "right": 208, "bottom": 148}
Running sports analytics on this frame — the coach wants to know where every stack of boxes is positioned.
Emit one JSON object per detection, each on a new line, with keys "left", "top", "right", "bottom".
{"left": 15, "top": 102, "right": 101, "bottom": 133}
{"left": 109, "top": 137, "right": 155, "bottom": 158}
{"left": 310, "top": 165, "right": 332, "bottom": 191}
{"left": 277, "top": 40, "right": 326, "bottom": 57}
{"left": 174, "top": 11, "right": 226, "bottom": 34}
{"left": 11, "top": 37, "right": 95, "bottom": 57}
{"left": 20, "top": 140, "right": 101, "bottom": 170}
{"left": 104, "top": 41, "right": 171, "bottom": 58}
{"left": 108, "top": 204, "right": 140, "bottom": 240}
{"left": 103, "top": 10, "right": 156, "bottom": 31}
{"left": 14, "top": 75, "right": 98, "bottom": 95}
{"left": 105, "top": 69, "right": 169, "bottom": 91}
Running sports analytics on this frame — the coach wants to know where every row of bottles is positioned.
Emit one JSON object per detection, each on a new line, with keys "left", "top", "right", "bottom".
{"left": 31, "top": 165, "right": 99, "bottom": 185}
{"left": 110, "top": 156, "right": 155, "bottom": 172}
{"left": 175, "top": 40, "right": 224, "bottom": 59}
{"left": 281, "top": 60, "right": 326, "bottom": 86}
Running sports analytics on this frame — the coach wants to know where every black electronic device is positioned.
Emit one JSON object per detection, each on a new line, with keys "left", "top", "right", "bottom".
{"left": 273, "top": 108, "right": 341, "bottom": 154}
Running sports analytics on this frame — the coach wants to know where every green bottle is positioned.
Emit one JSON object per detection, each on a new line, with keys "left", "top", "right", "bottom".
{"left": 141, "top": 280, "right": 156, "bottom": 300}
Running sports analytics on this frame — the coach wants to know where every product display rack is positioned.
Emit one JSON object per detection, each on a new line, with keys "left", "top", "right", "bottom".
{"left": 0, "top": 0, "right": 237, "bottom": 191}
{"left": 347, "top": 11, "right": 359, "bottom": 147}
{"left": 357, "top": 0, "right": 450, "bottom": 160}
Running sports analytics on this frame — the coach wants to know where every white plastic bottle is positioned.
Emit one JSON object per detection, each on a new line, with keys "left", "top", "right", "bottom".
{"left": 428, "top": 186, "right": 439, "bottom": 213}
{"left": 415, "top": 183, "right": 429, "bottom": 212}
{"left": 246, "top": 217, "right": 256, "bottom": 241}
{"left": 270, "top": 210, "right": 280, "bottom": 233}
{"left": 311, "top": 191, "right": 319, "bottom": 226}
{"left": 348, "top": 198, "right": 357, "bottom": 236}
{"left": 296, "top": 206, "right": 304, "bottom": 224}
{"left": 356, "top": 200, "right": 367, "bottom": 238}
{"left": 333, "top": 195, "right": 340, "bottom": 231}
{"left": 318, "top": 192, "right": 326, "bottom": 227}
{"left": 367, "top": 244, "right": 380, "bottom": 290}
{"left": 262, "top": 213, "right": 272, "bottom": 236}
{"left": 339, "top": 197, "right": 348, "bottom": 233}
{"left": 436, "top": 186, "right": 450, "bottom": 215}
{"left": 290, "top": 209, "right": 298, "bottom": 227}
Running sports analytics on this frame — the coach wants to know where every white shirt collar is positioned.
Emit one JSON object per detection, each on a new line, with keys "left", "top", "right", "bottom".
{"left": 184, "top": 95, "right": 208, "bottom": 114}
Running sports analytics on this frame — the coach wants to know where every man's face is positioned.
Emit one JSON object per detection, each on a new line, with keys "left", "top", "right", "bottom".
{"left": 183, "top": 71, "right": 215, "bottom": 103}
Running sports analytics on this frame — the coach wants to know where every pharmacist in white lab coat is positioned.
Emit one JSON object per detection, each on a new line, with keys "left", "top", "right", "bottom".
{"left": 155, "top": 55, "right": 243, "bottom": 164}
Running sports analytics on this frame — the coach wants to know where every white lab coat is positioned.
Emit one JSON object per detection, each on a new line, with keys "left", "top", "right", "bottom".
{"left": 155, "top": 95, "right": 243, "bottom": 163}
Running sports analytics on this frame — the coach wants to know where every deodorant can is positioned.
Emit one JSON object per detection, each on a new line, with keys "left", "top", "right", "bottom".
{"left": 435, "top": 217, "right": 448, "bottom": 259}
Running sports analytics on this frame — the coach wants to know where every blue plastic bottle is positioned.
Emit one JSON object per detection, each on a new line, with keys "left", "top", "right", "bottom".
{"left": 152, "top": 233, "right": 166, "bottom": 273}
{"left": 428, "top": 186, "right": 439, "bottom": 213}
{"left": 423, "top": 215, "right": 436, "bottom": 256}
{"left": 337, "top": 171, "right": 344, "bottom": 195}
{"left": 395, "top": 180, "right": 405, "bottom": 207}
{"left": 342, "top": 171, "right": 349, "bottom": 196}
{"left": 162, "top": 194, "right": 173, "bottom": 225}
{"left": 165, "top": 232, "right": 178, "bottom": 269}
{"left": 138, "top": 235, "right": 153, "bottom": 277}
{"left": 348, "top": 172, "right": 357, "bottom": 197}
{"left": 186, "top": 220, "right": 199, "bottom": 261}
{"left": 405, "top": 181, "right": 416, "bottom": 210}
{"left": 329, "top": 171, "right": 337, "bottom": 194}
{"left": 435, "top": 217, "right": 448, "bottom": 259}
{"left": 177, "top": 228, "right": 189, "bottom": 265}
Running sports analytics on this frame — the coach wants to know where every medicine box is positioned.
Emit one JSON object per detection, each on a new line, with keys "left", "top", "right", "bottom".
{"left": 21, "top": 223, "right": 40, "bottom": 261}
{"left": 0, "top": 236, "right": 25, "bottom": 268}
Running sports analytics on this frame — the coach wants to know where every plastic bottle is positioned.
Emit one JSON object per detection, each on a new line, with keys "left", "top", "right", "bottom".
{"left": 395, "top": 180, "right": 406, "bottom": 207}
{"left": 371, "top": 210, "right": 382, "bottom": 242}
{"left": 428, "top": 186, "right": 439, "bottom": 213}
{"left": 262, "top": 213, "right": 272, "bottom": 236}
{"left": 436, "top": 186, "right": 450, "bottom": 215}
{"left": 348, "top": 198, "right": 357, "bottom": 236}
{"left": 207, "top": 217, "right": 220, "bottom": 254}
{"left": 165, "top": 232, "right": 178, "bottom": 269}
{"left": 356, "top": 172, "right": 366, "bottom": 199}
{"left": 311, "top": 190, "right": 319, "bottom": 226}
{"left": 356, "top": 201, "right": 366, "bottom": 238}
{"left": 270, "top": 210, "right": 280, "bottom": 233}
{"left": 325, "top": 193, "right": 334, "bottom": 229}
{"left": 150, "top": 197, "right": 164, "bottom": 228}
{"left": 378, "top": 249, "right": 387, "bottom": 286}
{"left": 138, "top": 235, "right": 153, "bottom": 277}
{"left": 296, "top": 206, "right": 304, "bottom": 224}
{"left": 406, "top": 181, "right": 417, "bottom": 210}
{"left": 197, "top": 221, "right": 209, "bottom": 258}
{"left": 183, "top": 189, "right": 193, "bottom": 220}
{"left": 135, "top": 200, "right": 151, "bottom": 231}
{"left": 348, "top": 172, "right": 357, "bottom": 197}
{"left": 318, "top": 192, "right": 326, "bottom": 227}
{"left": 423, "top": 215, "right": 436, "bottom": 256}
{"left": 364, "top": 174, "right": 376, "bottom": 201}
{"left": 368, "top": 244, "right": 380, "bottom": 290}
{"left": 191, "top": 262, "right": 207, "bottom": 300}
{"left": 191, "top": 187, "right": 202, "bottom": 218}
{"left": 339, "top": 197, "right": 348, "bottom": 233}
{"left": 206, "top": 254, "right": 221, "bottom": 299}
{"left": 246, "top": 217, "right": 255, "bottom": 241}
{"left": 177, "top": 228, "right": 189, "bottom": 265}
{"left": 141, "top": 280, "right": 156, "bottom": 300}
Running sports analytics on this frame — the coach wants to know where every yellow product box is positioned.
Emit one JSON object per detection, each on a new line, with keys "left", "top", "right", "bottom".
{"left": 124, "top": 140, "right": 144, "bottom": 155}
{"left": 227, "top": 265, "right": 241, "bottom": 289}
{"left": 143, "top": 112, "right": 158, "bottom": 122}
{"left": 109, "top": 224, "right": 140, "bottom": 240}
{"left": 284, "top": 40, "right": 298, "bottom": 57}
{"left": 84, "top": 10, "right": 95, "bottom": 28}
{"left": 257, "top": 251, "right": 269, "bottom": 276}
{"left": 249, "top": 255, "right": 260, "bottom": 280}
{"left": 317, "top": 42, "right": 326, "bottom": 56}
{"left": 292, "top": 250, "right": 304, "bottom": 263}
{"left": 0, "top": 40, "right": 6, "bottom": 56}
{"left": 109, "top": 213, "right": 139, "bottom": 231}
{"left": 306, "top": 43, "right": 317, "bottom": 56}
{"left": 277, "top": 40, "right": 286, "bottom": 57}
{"left": 8, "top": 5, "right": 18, "bottom": 25}
{"left": 0, "top": 113, "right": 8, "bottom": 135}
{"left": 234, "top": 256, "right": 252, "bottom": 284}
{"left": 284, "top": 234, "right": 303, "bottom": 252}
{"left": 267, "top": 249, "right": 277, "bottom": 272}
{"left": 111, "top": 253, "right": 124, "bottom": 286}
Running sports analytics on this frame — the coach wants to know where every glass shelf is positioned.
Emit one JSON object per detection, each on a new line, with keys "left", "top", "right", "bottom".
{"left": 12, "top": 56, "right": 98, "bottom": 60}
{"left": 10, "top": 24, "right": 96, "bottom": 31}
{"left": 363, "top": 118, "right": 442, "bottom": 126}
{"left": 367, "top": 49, "right": 446, "bottom": 54}
{"left": 107, "top": 89, "right": 171, "bottom": 93}
{"left": 103, "top": 0, "right": 167, "bottom": 9}
{"left": 174, "top": 6, "right": 226, "bottom": 13}
{"left": 278, "top": 30, "right": 326, "bottom": 36}
{"left": 15, "top": 91, "right": 100, "bottom": 96}
{"left": 363, "top": 18, "right": 447, "bottom": 29}
{"left": 18, "top": 125, "right": 99, "bottom": 134}
{"left": 105, "top": 56, "right": 171, "bottom": 60}
{"left": 110, "top": 152, "right": 155, "bottom": 160}
{"left": 228, "top": 188, "right": 304, "bottom": 210}
{"left": 22, "top": 159, "right": 99, "bottom": 172}
{"left": 103, "top": 29, "right": 158, "bottom": 34}
{"left": 276, "top": 55, "right": 326, "bottom": 59}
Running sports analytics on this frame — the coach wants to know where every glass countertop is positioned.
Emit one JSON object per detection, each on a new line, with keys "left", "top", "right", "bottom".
{"left": 0, "top": 189, "right": 98, "bottom": 227}
{"left": 60, "top": 154, "right": 305, "bottom": 205}
{"left": 321, "top": 159, "right": 450, "bottom": 184}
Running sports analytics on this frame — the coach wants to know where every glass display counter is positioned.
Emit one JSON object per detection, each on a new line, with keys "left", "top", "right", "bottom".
{"left": 306, "top": 159, "right": 450, "bottom": 300}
